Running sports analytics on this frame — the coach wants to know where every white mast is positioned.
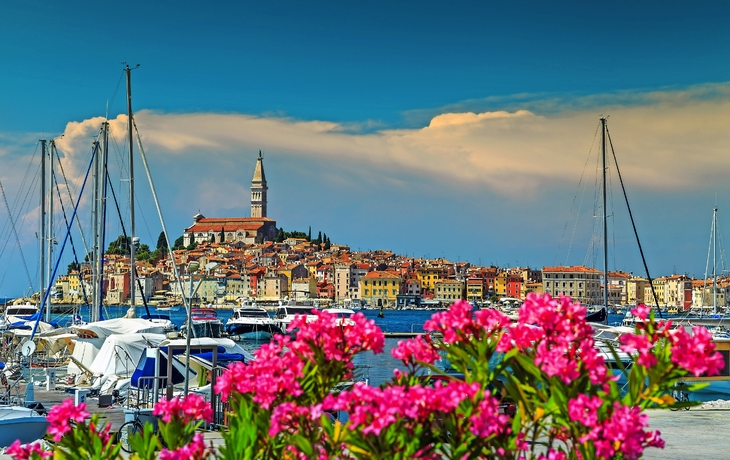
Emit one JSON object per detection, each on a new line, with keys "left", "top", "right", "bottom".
{"left": 713, "top": 206, "right": 717, "bottom": 315}
{"left": 125, "top": 64, "right": 137, "bottom": 310}
{"left": 46, "top": 141, "right": 54, "bottom": 322}
{"left": 39, "top": 140, "right": 46, "bottom": 311}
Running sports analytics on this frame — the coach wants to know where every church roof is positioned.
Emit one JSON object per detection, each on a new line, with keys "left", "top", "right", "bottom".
{"left": 252, "top": 150, "right": 266, "bottom": 183}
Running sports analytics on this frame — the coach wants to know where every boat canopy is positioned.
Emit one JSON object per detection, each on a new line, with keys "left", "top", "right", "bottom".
{"left": 88, "top": 333, "right": 167, "bottom": 378}
{"left": 72, "top": 318, "right": 168, "bottom": 338}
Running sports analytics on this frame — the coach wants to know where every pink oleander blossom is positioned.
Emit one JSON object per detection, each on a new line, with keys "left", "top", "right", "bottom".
{"left": 153, "top": 393, "right": 213, "bottom": 424}
{"left": 325, "top": 380, "right": 478, "bottom": 436}
{"left": 215, "top": 334, "right": 305, "bottom": 406}
{"left": 391, "top": 335, "right": 440, "bottom": 365}
{"left": 501, "top": 293, "right": 608, "bottom": 385}
{"left": 158, "top": 432, "right": 208, "bottom": 460}
{"left": 468, "top": 391, "right": 511, "bottom": 438}
{"left": 669, "top": 326, "right": 724, "bottom": 376}
{"left": 631, "top": 305, "right": 651, "bottom": 321}
{"left": 537, "top": 449, "right": 567, "bottom": 460}
{"left": 580, "top": 403, "right": 663, "bottom": 460}
{"left": 6, "top": 441, "right": 52, "bottom": 460}
{"left": 269, "top": 402, "right": 324, "bottom": 437}
{"left": 46, "top": 398, "right": 90, "bottom": 442}
{"left": 620, "top": 332, "right": 657, "bottom": 368}
{"left": 567, "top": 394, "right": 603, "bottom": 427}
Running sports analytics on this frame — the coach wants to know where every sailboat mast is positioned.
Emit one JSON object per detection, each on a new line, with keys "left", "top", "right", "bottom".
{"left": 125, "top": 65, "right": 137, "bottom": 308}
{"left": 713, "top": 206, "right": 717, "bottom": 315}
{"left": 46, "top": 141, "right": 54, "bottom": 322}
{"left": 39, "top": 140, "right": 46, "bottom": 311}
{"left": 601, "top": 117, "right": 609, "bottom": 311}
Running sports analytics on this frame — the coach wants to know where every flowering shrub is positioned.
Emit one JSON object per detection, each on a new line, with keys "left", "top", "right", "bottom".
{"left": 8, "top": 294, "right": 724, "bottom": 459}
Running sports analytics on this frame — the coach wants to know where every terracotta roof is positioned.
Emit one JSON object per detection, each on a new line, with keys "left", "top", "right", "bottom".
{"left": 542, "top": 266, "right": 600, "bottom": 273}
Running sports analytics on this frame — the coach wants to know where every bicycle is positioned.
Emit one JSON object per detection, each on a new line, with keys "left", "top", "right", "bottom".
{"left": 670, "top": 382, "right": 691, "bottom": 411}
{"left": 115, "top": 406, "right": 159, "bottom": 453}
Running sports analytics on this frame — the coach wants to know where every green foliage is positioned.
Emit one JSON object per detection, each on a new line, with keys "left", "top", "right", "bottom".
{"left": 156, "top": 232, "right": 167, "bottom": 251}
{"left": 186, "top": 241, "right": 198, "bottom": 251}
{"left": 173, "top": 236, "right": 184, "bottom": 250}
{"left": 105, "top": 235, "right": 131, "bottom": 255}
{"left": 67, "top": 261, "right": 80, "bottom": 274}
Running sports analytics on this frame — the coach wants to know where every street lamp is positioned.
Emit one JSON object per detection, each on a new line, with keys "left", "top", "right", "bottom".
{"left": 183, "top": 261, "right": 199, "bottom": 395}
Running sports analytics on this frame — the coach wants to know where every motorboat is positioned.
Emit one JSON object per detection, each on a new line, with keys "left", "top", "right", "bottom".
{"left": 181, "top": 308, "right": 224, "bottom": 338}
{"left": 0, "top": 405, "right": 49, "bottom": 447}
{"left": 225, "top": 305, "right": 281, "bottom": 339}
{"left": 273, "top": 301, "right": 320, "bottom": 333}
{"left": 1, "top": 303, "right": 40, "bottom": 330}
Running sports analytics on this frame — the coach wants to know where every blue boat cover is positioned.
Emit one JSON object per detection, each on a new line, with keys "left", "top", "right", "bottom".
{"left": 191, "top": 352, "right": 247, "bottom": 364}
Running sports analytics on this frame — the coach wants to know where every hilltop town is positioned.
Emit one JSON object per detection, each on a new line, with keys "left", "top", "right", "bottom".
{"left": 48, "top": 154, "right": 727, "bottom": 313}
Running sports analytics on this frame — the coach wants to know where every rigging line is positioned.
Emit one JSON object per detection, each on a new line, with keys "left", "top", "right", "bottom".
{"left": 557, "top": 121, "right": 601, "bottom": 266}
{"left": 132, "top": 118, "right": 192, "bottom": 325}
{"left": 0, "top": 178, "right": 33, "bottom": 289}
{"left": 0, "top": 145, "right": 39, "bottom": 247}
{"left": 31, "top": 140, "right": 97, "bottom": 340}
{"left": 605, "top": 125, "right": 663, "bottom": 319}
{"left": 104, "top": 167, "right": 152, "bottom": 317}
{"left": 52, "top": 163, "right": 91, "bottom": 309}
{"left": 53, "top": 141, "right": 91, "bottom": 255}
{"left": 703, "top": 211, "right": 713, "bottom": 301}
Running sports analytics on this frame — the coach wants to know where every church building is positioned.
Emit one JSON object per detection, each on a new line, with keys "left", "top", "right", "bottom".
{"left": 182, "top": 152, "right": 278, "bottom": 246}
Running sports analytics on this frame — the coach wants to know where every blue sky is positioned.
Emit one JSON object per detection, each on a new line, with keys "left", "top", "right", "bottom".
{"left": 1, "top": 1, "right": 729, "bottom": 297}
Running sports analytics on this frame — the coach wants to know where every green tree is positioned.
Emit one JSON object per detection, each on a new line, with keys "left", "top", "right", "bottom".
{"left": 156, "top": 231, "right": 168, "bottom": 250}
{"left": 106, "top": 235, "right": 131, "bottom": 255}
{"left": 276, "top": 228, "right": 285, "bottom": 243}
{"left": 308, "top": 226, "right": 312, "bottom": 241}
{"left": 186, "top": 241, "right": 198, "bottom": 251}
{"left": 67, "top": 261, "right": 80, "bottom": 274}
{"left": 136, "top": 244, "right": 151, "bottom": 260}
{"left": 173, "top": 236, "right": 184, "bottom": 250}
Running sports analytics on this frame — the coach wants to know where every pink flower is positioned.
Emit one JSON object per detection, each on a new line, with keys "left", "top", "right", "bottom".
{"left": 153, "top": 393, "right": 213, "bottom": 424}
{"left": 620, "top": 332, "right": 657, "bottom": 368}
{"left": 158, "top": 432, "right": 208, "bottom": 460}
{"left": 391, "top": 335, "right": 440, "bottom": 365}
{"left": 567, "top": 394, "right": 603, "bottom": 427}
{"left": 537, "top": 449, "right": 567, "bottom": 460}
{"left": 6, "top": 441, "right": 52, "bottom": 460}
{"left": 46, "top": 398, "right": 90, "bottom": 442}
{"left": 631, "top": 305, "right": 651, "bottom": 321}
{"left": 670, "top": 326, "right": 725, "bottom": 376}
{"left": 468, "top": 392, "right": 510, "bottom": 438}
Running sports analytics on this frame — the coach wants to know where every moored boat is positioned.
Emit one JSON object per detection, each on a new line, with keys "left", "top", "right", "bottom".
{"left": 225, "top": 305, "right": 281, "bottom": 339}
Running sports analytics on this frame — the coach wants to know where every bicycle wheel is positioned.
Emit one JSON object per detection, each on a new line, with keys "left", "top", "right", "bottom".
{"left": 116, "top": 420, "right": 143, "bottom": 453}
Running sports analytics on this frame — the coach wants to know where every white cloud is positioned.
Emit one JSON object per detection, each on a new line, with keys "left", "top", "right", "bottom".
{"left": 7, "top": 83, "right": 730, "bottom": 223}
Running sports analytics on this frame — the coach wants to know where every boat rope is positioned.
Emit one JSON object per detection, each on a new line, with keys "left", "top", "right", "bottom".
{"left": 52, "top": 160, "right": 91, "bottom": 309}
{"left": 605, "top": 124, "right": 663, "bottom": 319}
{"left": 0, "top": 144, "right": 40, "bottom": 292}
{"left": 53, "top": 141, "right": 91, "bottom": 255}
{"left": 31, "top": 139, "right": 97, "bottom": 340}
{"left": 132, "top": 118, "right": 194, "bottom": 334}
{"left": 0, "top": 178, "right": 34, "bottom": 290}
{"left": 105, "top": 167, "right": 152, "bottom": 317}
{"left": 554, "top": 122, "right": 600, "bottom": 266}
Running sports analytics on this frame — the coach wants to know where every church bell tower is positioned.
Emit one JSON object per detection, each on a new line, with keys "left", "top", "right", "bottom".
{"left": 250, "top": 150, "right": 267, "bottom": 218}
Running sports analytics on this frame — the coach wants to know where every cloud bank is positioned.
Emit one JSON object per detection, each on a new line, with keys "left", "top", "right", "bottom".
{"left": 44, "top": 83, "right": 728, "bottom": 203}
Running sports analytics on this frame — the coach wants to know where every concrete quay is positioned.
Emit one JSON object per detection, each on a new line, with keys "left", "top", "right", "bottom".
{"left": 2, "top": 386, "right": 729, "bottom": 458}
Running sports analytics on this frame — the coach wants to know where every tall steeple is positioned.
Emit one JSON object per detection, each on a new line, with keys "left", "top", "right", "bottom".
{"left": 251, "top": 150, "right": 267, "bottom": 218}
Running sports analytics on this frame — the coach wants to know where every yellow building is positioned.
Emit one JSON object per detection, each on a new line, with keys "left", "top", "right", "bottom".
{"left": 360, "top": 271, "right": 401, "bottom": 307}
{"left": 494, "top": 271, "right": 507, "bottom": 297}
{"left": 416, "top": 267, "right": 441, "bottom": 291}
